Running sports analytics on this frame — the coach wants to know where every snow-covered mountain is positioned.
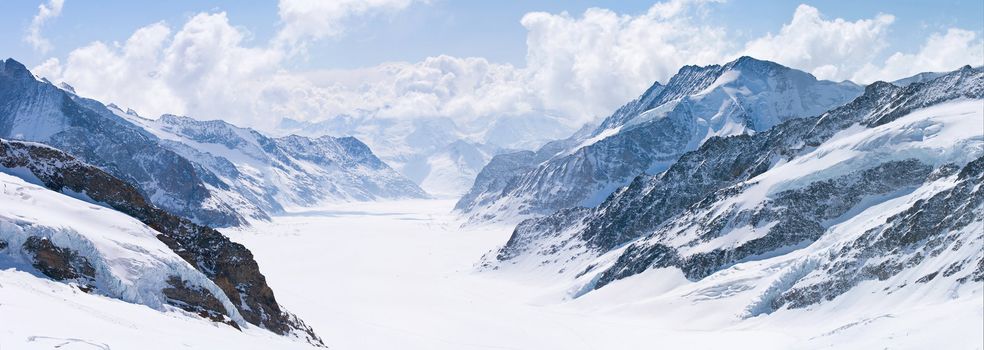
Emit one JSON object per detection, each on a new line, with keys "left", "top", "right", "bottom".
{"left": 116, "top": 111, "right": 425, "bottom": 216}
{"left": 457, "top": 57, "right": 863, "bottom": 224}
{"left": 0, "top": 58, "right": 424, "bottom": 227}
{"left": 0, "top": 58, "right": 245, "bottom": 227}
{"left": 0, "top": 139, "right": 323, "bottom": 346}
{"left": 278, "top": 113, "right": 578, "bottom": 197}
{"left": 484, "top": 64, "right": 983, "bottom": 317}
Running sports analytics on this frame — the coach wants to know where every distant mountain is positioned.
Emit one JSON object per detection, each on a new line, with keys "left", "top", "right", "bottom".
{"left": 0, "top": 58, "right": 425, "bottom": 227}
{"left": 0, "top": 139, "right": 323, "bottom": 346}
{"left": 278, "top": 113, "right": 579, "bottom": 197}
{"left": 117, "top": 112, "right": 426, "bottom": 216}
{"left": 486, "top": 65, "right": 984, "bottom": 314}
{"left": 456, "top": 57, "right": 863, "bottom": 224}
{"left": 0, "top": 58, "right": 243, "bottom": 227}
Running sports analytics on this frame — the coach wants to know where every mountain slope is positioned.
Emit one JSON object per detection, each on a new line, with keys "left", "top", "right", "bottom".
{"left": 116, "top": 112, "right": 426, "bottom": 214}
{"left": 485, "top": 65, "right": 984, "bottom": 315}
{"left": 457, "top": 57, "right": 863, "bottom": 223}
{"left": 0, "top": 139, "right": 323, "bottom": 346}
{"left": 0, "top": 170, "right": 245, "bottom": 328}
{"left": 0, "top": 58, "right": 243, "bottom": 227}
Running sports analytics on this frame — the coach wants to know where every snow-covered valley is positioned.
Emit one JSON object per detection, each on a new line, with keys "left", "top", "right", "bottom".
{"left": 1, "top": 8, "right": 982, "bottom": 345}
{"left": 220, "top": 199, "right": 979, "bottom": 349}
{"left": 1, "top": 194, "right": 981, "bottom": 349}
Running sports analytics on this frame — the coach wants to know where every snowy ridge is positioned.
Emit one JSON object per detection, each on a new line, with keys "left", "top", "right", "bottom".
{"left": 484, "top": 65, "right": 984, "bottom": 316}
{"left": 115, "top": 111, "right": 426, "bottom": 217}
{"left": 0, "top": 172, "right": 246, "bottom": 327}
{"left": 0, "top": 137, "right": 325, "bottom": 346}
{"left": 0, "top": 58, "right": 245, "bottom": 227}
{"left": 456, "top": 56, "right": 863, "bottom": 224}
{"left": 2, "top": 57, "right": 425, "bottom": 227}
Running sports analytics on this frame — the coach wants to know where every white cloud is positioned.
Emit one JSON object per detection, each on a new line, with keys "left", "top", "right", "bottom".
{"left": 36, "top": 13, "right": 286, "bottom": 128}
{"left": 274, "top": 0, "right": 420, "bottom": 51}
{"left": 851, "top": 28, "right": 984, "bottom": 83}
{"left": 741, "top": 4, "right": 895, "bottom": 81}
{"left": 520, "top": 0, "right": 732, "bottom": 121}
{"left": 29, "top": 1, "right": 984, "bottom": 140}
{"left": 24, "top": 0, "right": 65, "bottom": 53}
{"left": 33, "top": 12, "right": 529, "bottom": 130}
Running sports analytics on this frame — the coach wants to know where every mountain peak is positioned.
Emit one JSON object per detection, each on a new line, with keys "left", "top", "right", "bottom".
{"left": 725, "top": 56, "right": 789, "bottom": 74}
{"left": 0, "top": 58, "right": 32, "bottom": 80}
{"left": 58, "top": 82, "right": 77, "bottom": 94}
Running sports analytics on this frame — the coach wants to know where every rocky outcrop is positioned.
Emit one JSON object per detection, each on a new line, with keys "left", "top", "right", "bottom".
{"left": 770, "top": 156, "right": 984, "bottom": 310}
{"left": 163, "top": 276, "right": 238, "bottom": 328}
{"left": 594, "top": 159, "right": 936, "bottom": 287}
{"left": 22, "top": 236, "right": 96, "bottom": 291}
{"left": 0, "top": 139, "right": 323, "bottom": 346}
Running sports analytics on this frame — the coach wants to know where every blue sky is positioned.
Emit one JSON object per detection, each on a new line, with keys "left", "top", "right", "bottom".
{"left": 1, "top": 0, "right": 982, "bottom": 130}
{"left": 3, "top": 0, "right": 981, "bottom": 69}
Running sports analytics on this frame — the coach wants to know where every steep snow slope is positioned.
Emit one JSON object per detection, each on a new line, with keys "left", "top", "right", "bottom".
{"left": 486, "top": 66, "right": 983, "bottom": 315}
{"left": 115, "top": 112, "right": 425, "bottom": 214}
{"left": 457, "top": 57, "right": 862, "bottom": 224}
{"left": 0, "top": 171, "right": 246, "bottom": 329}
{"left": 0, "top": 269, "right": 315, "bottom": 350}
{"left": 0, "top": 58, "right": 245, "bottom": 227}
{"left": 278, "top": 113, "right": 577, "bottom": 196}
{"left": 0, "top": 138, "right": 323, "bottom": 345}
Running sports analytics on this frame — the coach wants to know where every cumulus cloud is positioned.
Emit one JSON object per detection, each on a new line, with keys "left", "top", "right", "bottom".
{"left": 851, "top": 28, "right": 984, "bottom": 83}
{"left": 29, "top": 0, "right": 984, "bottom": 138}
{"left": 36, "top": 13, "right": 287, "bottom": 128}
{"left": 741, "top": 4, "right": 895, "bottom": 81}
{"left": 521, "top": 0, "right": 731, "bottom": 121}
{"left": 34, "top": 12, "right": 531, "bottom": 129}
{"left": 274, "top": 0, "right": 419, "bottom": 51}
{"left": 24, "top": 0, "right": 65, "bottom": 53}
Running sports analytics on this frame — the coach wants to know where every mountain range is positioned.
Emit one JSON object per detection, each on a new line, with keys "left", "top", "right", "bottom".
{"left": 456, "top": 57, "right": 865, "bottom": 224}
{"left": 0, "top": 58, "right": 426, "bottom": 228}
{"left": 485, "top": 63, "right": 983, "bottom": 315}
{"left": 1, "top": 53, "right": 981, "bottom": 348}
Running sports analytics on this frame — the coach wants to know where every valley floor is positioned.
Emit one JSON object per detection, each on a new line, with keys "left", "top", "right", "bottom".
{"left": 2, "top": 198, "right": 980, "bottom": 349}
{"left": 227, "top": 199, "right": 983, "bottom": 350}
{"left": 227, "top": 199, "right": 794, "bottom": 350}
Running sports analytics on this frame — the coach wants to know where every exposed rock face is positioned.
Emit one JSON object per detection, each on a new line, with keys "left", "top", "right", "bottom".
{"left": 488, "top": 65, "right": 983, "bottom": 310}
{"left": 0, "top": 139, "right": 323, "bottom": 346}
{"left": 770, "top": 156, "right": 984, "bottom": 311}
{"left": 0, "top": 58, "right": 244, "bottom": 227}
{"left": 457, "top": 57, "right": 863, "bottom": 223}
{"left": 594, "top": 159, "right": 936, "bottom": 287}
{"left": 163, "top": 276, "right": 237, "bottom": 328}
{"left": 22, "top": 236, "right": 96, "bottom": 291}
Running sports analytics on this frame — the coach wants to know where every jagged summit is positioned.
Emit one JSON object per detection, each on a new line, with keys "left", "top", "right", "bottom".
{"left": 456, "top": 56, "right": 863, "bottom": 224}
{"left": 486, "top": 65, "right": 984, "bottom": 317}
